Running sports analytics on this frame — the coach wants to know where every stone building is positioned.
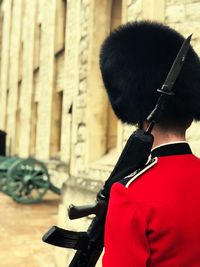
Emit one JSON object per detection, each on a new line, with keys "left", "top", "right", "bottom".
{"left": 0, "top": 0, "right": 200, "bottom": 266}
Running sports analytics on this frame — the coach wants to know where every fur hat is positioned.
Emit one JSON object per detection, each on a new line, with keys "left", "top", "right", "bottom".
{"left": 99, "top": 21, "right": 200, "bottom": 126}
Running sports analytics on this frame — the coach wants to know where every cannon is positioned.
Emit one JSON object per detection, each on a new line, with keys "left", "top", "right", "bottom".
{"left": 0, "top": 156, "right": 60, "bottom": 204}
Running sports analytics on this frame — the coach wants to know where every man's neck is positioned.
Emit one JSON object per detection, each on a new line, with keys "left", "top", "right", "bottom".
{"left": 151, "top": 126, "right": 186, "bottom": 149}
{"left": 142, "top": 121, "right": 187, "bottom": 149}
{"left": 152, "top": 134, "right": 186, "bottom": 149}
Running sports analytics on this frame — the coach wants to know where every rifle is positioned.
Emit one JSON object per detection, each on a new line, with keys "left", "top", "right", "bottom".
{"left": 42, "top": 35, "right": 191, "bottom": 267}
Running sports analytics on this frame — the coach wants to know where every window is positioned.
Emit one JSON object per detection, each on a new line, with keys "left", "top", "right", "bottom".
{"left": 29, "top": 69, "right": 39, "bottom": 156}
{"left": 50, "top": 50, "right": 64, "bottom": 158}
{"left": 87, "top": 0, "right": 122, "bottom": 163}
{"left": 4, "top": 89, "right": 9, "bottom": 131}
{"left": 33, "top": 23, "right": 41, "bottom": 69}
{"left": 55, "top": 0, "right": 67, "bottom": 53}
{"left": 14, "top": 81, "right": 21, "bottom": 154}
{"left": 106, "top": 0, "right": 122, "bottom": 153}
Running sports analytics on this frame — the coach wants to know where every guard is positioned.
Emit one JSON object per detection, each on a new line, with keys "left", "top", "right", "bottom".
{"left": 100, "top": 21, "right": 200, "bottom": 266}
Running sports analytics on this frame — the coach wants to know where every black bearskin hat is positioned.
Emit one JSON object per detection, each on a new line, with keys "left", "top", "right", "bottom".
{"left": 99, "top": 21, "right": 200, "bottom": 126}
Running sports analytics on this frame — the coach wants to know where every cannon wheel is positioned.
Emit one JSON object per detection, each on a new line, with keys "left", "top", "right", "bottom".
{"left": 0, "top": 171, "right": 9, "bottom": 193}
{"left": 0, "top": 157, "right": 21, "bottom": 195}
{"left": 7, "top": 158, "right": 50, "bottom": 204}
{"left": 0, "top": 157, "right": 8, "bottom": 193}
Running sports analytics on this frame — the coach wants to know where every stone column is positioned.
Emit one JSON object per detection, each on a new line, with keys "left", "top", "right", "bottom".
{"left": 0, "top": 0, "right": 12, "bottom": 132}
{"left": 6, "top": 0, "right": 23, "bottom": 155}
{"left": 36, "top": 0, "right": 56, "bottom": 160}
{"left": 18, "top": 0, "right": 36, "bottom": 157}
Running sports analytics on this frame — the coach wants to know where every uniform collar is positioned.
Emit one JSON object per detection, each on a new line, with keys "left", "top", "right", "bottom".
{"left": 151, "top": 142, "right": 192, "bottom": 158}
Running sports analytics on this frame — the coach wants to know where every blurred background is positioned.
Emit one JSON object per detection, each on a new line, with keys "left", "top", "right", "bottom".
{"left": 0, "top": 0, "right": 200, "bottom": 266}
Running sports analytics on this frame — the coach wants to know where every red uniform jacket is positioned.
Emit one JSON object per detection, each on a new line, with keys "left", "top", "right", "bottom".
{"left": 103, "top": 142, "right": 200, "bottom": 267}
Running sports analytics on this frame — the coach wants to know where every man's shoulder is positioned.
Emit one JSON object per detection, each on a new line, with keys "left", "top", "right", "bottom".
{"left": 120, "top": 153, "right": 200, "bottom": 189}
{"left": 120, "top": 157, "right": 158, "bottom": 188}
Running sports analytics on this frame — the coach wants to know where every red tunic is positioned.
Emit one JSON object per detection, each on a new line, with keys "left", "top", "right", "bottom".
{"left": 103, "top": 142, "right": 200, "bottom": 267}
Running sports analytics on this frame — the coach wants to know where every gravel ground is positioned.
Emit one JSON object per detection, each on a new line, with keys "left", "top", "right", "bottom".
{"left": 0, "top": 191, "right": 60, "bottom": 267}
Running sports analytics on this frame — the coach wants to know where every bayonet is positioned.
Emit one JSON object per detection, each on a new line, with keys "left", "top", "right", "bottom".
{"left": 147, "top": 35, "right": 192, "bottom": 131}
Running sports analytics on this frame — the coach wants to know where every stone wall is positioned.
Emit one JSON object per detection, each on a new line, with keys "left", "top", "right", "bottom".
{"left": 0, "top": 4, "right": 3, "bottom": 85}
{"left": 0, "top": 1, "right": 200, "bottom": 267}
{"left": 0, "top": 0, "right": 12, "bottom": 142}
{"left": 165, "top": 0, "right": 200, "bottom": 55}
